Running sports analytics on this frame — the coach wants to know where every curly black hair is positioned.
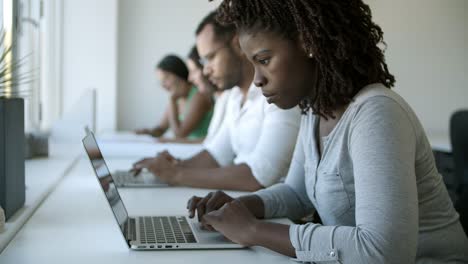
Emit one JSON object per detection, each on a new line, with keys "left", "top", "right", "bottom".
{"left": 214, "top": 0, "right": 395, "bottom": 117}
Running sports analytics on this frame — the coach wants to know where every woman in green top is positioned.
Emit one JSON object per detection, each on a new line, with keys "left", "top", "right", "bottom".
{"left": 136, "top": 54, "right": 213, "bottom": 141}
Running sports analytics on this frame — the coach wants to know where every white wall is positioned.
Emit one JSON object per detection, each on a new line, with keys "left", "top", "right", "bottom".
{"left": 17, "top": 0, "right": 42, "bottom": 132}
{"left": 116, "top": 0, "right": 468, "bottom": 136}
{"left": 366, "top": 0, "right": 468, "bottom": 135}
{"left": 116, "top": 0, "right": 220, "bottom": 131}
{"left": 62, "top": 0, "right": 118, "bottom": 133}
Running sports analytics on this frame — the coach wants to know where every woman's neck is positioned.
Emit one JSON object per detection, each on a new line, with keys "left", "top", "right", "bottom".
{"left": 319, "top": 105, "right": 348, "bottom": 137}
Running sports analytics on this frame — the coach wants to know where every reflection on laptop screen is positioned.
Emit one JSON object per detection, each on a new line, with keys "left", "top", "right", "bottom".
{"left": 83, "top": 132, "right": 129, "bottom": 231}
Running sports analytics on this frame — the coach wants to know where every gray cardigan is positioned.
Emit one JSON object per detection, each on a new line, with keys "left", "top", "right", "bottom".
{"left": 256, "top": 84, "right": 468, "bottom": 263}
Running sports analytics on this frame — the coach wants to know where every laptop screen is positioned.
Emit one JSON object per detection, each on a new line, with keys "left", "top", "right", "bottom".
{"left": 82, "top": 132, "right": 129, "bottom": 233}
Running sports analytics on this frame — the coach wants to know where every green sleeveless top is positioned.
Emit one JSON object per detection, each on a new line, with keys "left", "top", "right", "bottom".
{"left": 179, "top": 86, "right": 213, "bottom": 139}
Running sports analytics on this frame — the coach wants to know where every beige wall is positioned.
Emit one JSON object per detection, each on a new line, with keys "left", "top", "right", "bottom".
{"left": 366, "top": 0, "right": 468, "bottom": 135}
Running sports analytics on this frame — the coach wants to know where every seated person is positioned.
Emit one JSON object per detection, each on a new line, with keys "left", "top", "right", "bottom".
{"left": 160, "top": 46, "right": 231, "bottom": 144}
{"left": 186, "top": 45, "right": 231, "bottom": 145}
{"left": 186, "top": 1, "right": 468, "bottom": 263}
{"left": 132, "top": 12, "right": 301, "bottom": 191}
{"left": 136, "top": 55, "right": 213, "bottom": 141}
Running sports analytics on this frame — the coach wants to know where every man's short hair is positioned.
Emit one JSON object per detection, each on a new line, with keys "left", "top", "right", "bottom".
{"left": 195, "top": 11, "right": 236, "bottom": 42}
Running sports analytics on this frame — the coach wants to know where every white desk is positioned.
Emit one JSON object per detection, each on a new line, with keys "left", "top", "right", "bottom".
{"left": 98, "top": 141, "right": 204, "bottom": 159}
{"left": 0, "top": 129, "right": 454, "bottom": 261}
{"left": 0, "top": 141, "right": 81, "bottom": 253}
{"left": 96, "top": 132, "right": 204, "bottom": 158}
{"left": 0, "top": 157, "right": 294, "bottom": 264}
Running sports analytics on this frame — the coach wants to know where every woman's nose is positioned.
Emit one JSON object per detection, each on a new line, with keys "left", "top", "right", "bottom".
{"left": 254, "top": 72, "right": 267, "bottom": 87}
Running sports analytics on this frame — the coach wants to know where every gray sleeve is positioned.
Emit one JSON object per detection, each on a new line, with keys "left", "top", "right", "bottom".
{"left": 255, "top": 124, "right": 315, "bottom": 220}
{"left": 289, "top": 97, "right": 419, "bottom": 263}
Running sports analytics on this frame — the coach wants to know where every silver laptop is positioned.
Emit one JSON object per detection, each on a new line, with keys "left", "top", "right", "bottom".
{"left": 112, "top": 169, "right": 168, "bottom": 188}
{"left": 82, "top": 131, "right": 244, "bottom": 250}
{"left": 83, "top": 126, "right": 168, "bottom": 188}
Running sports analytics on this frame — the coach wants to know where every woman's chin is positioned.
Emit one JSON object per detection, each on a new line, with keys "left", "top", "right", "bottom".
{"left": 271, "top": 99, "right": 299, "bottom": 110}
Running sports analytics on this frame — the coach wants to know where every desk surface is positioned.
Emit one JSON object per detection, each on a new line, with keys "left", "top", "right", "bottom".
{"left": 0, "top": 157, "right": 294, "bottom": 264}
{"left": 0, "top": 142, "right": 81, "bottom": 252}
{"left": 96, "top": 132, "right": 204, "bottom": 158}
{"left": 0, "top": 134, "right": 203, "bottom": 254}
{"left": 1, "top": 131, "right": 450, "bottom": 262}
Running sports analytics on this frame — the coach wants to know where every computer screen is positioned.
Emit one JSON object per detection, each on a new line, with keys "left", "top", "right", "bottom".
{"left": 82, "top": 132, "right": 129, "bottom": 232}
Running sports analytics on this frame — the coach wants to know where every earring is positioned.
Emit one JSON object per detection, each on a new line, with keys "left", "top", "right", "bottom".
{"left": 308, "top": 53, "right": 314, "bottom": 59}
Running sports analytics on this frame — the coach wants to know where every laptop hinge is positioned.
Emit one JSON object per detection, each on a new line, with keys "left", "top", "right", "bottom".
{"left": 125, "top": 218, "right": 137, "bottom": 243}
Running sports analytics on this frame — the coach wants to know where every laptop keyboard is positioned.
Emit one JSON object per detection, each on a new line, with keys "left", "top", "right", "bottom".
{"left": 139, "top": 216, "right": 197, "bottom": 244}
{"left": 113, "top": 170, "right": 139, "bottom": 184}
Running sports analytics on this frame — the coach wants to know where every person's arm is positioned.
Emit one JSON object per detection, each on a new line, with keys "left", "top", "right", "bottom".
{"left": 171, "top": 117, "right": 264, "bottom": 191}
{"left": 174, "top": 163, "right": 263, "bottom": 191}
{"left": 132, "top": 149, "right": 219, "bottom": 176}
{"left": 203, "top": 199, "right": 296, "bottom": 257}
{"left": 174, "top": 113, "right": 265, "bottom": 191}
{"left": 233, "top": 104, "right": 301, "bottom": 187}
{"left": 276, "top": 98, "right": 419, "bottom": 263}
{"left": 185, "top": 143, "right": 312, "bottom": 255}
{"left": 158, "top": 137, "right": 204, "bottom": 144}
{"left": 164, "top": 102, "right": 299, "bottom": 190}
{"left": 186, "top": 191, "right": 298, "bottom": 257}
{"left": 177, "top": 150, "right": 219, "bottom": 168}
{"left": 135, "top": 103, "right": 265, "bottom": 191}
{"left": 133, "top": 150, "right": 262, "bottom": 191}
{"left": 187, "top": 192, "right": 265, "bottom": 223}
{"left": 187, "top": 123, "right": 314, "bottom": 224}
{"left": 132, "top": 102, "right": 225, "bottom": 179}
{"left": 200, "top": 98, "right": 421, "bottom": 263}
{"left": 167, "top": 91, "right": 212, "bottom": 138}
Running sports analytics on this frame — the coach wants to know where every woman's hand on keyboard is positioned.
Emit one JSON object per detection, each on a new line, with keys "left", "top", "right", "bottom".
{"left": 203, "top": 199, "right": 259, "bottom": 246}
{"left": 187, "top": 191, "right": 234, "bottom": 230}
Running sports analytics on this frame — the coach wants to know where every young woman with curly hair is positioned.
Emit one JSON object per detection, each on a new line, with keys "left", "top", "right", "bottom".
{"left": 187, "top": 1, "right": 468, "bottom": 263}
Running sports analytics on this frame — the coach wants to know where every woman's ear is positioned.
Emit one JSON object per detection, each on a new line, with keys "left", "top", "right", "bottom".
{"left": 296, "top": 35, "right": 313, "bottom": 59}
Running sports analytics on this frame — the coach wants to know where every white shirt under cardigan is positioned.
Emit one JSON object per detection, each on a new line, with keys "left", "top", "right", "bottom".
{"left": 255, "top": 84, "right": 468, "bottom": 263}
{"left": 204, "top": 83, "right": 301, "bottom": 187}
